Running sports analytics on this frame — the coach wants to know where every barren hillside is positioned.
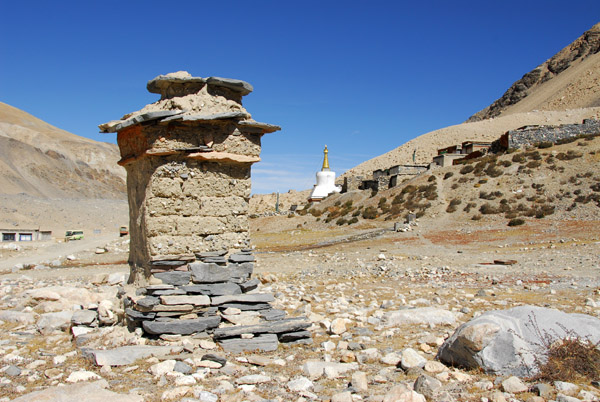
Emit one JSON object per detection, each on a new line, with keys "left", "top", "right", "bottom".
{"left": 341, "top": 107, "right": 600, "bottom": 180}
{"left": 0, "top": 102, "right": 126, "bottom": 199}
{"left": 468, "top": 22, "right": 600, "bottom": 122}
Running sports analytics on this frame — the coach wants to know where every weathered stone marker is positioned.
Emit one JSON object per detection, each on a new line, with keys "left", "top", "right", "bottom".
{"left": 100, "top": 72, "right": 311, "bottom": 349}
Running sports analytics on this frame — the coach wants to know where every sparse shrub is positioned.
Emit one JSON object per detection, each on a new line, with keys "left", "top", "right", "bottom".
{"left": 443, "top": 172, "right": 454, "bottom": 180}
{"left": 336, "top": 218, "right": 347, "bottom": 226}
{"left": 512, "top": 154, "right": 526, "bottom": 163}
{"left": 352, "top": 210, "right": 361, "bottom": 217}
{"left": 392, "top": 194, "right": 403, "bottom": 205}
{"left": 505, "top": 211, "right": 518, "bottom": 219}
{"left": 401, "top": 185, "right": 417, "bottom": 194}
{"left": 556, "top": 136, "right": 577, "bottom": 145}
{"left": 458, "top": 177, "right": 469, "bottom": 183}
{"left": 508, "top": 218, "right": 525, "bottom": 226}
{"left": 451, "top": 183, "right": 459, "bottom": 189}
{"left": 344, "top": 200, "right": 353, "bottom": 208}
{"left": 577, "top": 141, "right": 589, "bottom": 147}
{"left": 309, "top": 208, "right": 322, "bottom": 217}
{"left": 463, "top": 202, "right": 477, "bottom": 213}
{"left": 362, "top": 206, "right": 378, "bottom": 219}
{"left": 499, "top": 160, "right": 512, "bottom": 168}
{"left": 485, "top": 164, "right": 503, "bottom": 178}
{"left": 370, "top": 189, "right": 378, "bottom": 198}
{"left": 537, "top": 141, "right": 553, "bottom": 149}
{"left": 530, "top": 322, "right": 600, "bottom": 383}
{"left": 428, "top": 175, "right": 436, "bottom": 182}
{"left": 526, "top": 160, "right": 542, "bottom": 169}
{"left": 479, "top": 203, "right": 499, "bottom": 215}
{"left": 446, "top": 198, "right": 461, "bottom": 213}
{"left": 471, "top": 214, "right": 482, "bottom": 221}
{"left": 556, "top": 150, "right": 583, "bottom": 161}
{"left": 348, "top": 217, "right": 358, "bottom": 225}
{"left": 287, "top": 214, "right": 294, "bottom": 218}
{"left": 334, "top": 200, "right": 341, "bottom": 206}
{"left": 460, "top": 165, "right": 475, "bottom": 174}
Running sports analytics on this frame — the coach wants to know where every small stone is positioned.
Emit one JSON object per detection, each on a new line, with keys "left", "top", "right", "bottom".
{"left": 414, "top": 374, "right": 442, "bottom": 399}
{"left": 287, "top": 376, "right": 314, "bottom": 392}
{"left": 331, "top": 391, "right": 353, "bottom": 402}
{"left": 65, "top": 370, "right": 101, "bottom": 383}
{"left": 4, "top": 365, "right": 21, "bottom": 377}
{"left": 174, "top": 361, "right": 193, "bottom": 374}
{"left": 381, "top": 352, "right": 401, "bottom": 366}
{"left": 235, "top": 374, "right": 271, "bottom": 384}
{"left": 502, "top": 376, "right": 528, "bottom": 393}
{"left": 555, "top": 381, "right": 579, "bottom": 396}
{"left": 149, "top": 360, "right": 177, "bottom": 377}
{"left": 424, "top": 360, "right": 447, "bottom": 373}
{"left": 352, "top": 371, "right": 368, "bottom": 392}
{"left": 401, "top": 348, "right": 427, "bottom": 370}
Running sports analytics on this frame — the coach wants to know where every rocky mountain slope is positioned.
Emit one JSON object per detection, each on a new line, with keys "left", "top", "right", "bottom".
{"left": 339, "top": 22, "right": 600, "bottom": 182}
{"left": 468, "top": 22, "right": 600, "bottom": 122}
{"left": 0, "top": 102, "right": 126, "bottom": 199}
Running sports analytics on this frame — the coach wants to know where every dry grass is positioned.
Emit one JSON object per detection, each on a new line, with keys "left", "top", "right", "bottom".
{"left": 532, "top": 337, "right": 600, "bottom": 382}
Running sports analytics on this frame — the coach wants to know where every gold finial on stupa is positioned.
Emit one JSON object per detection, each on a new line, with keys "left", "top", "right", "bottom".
{"left": 322, "top": 145, "right": 330, "bottom": 171}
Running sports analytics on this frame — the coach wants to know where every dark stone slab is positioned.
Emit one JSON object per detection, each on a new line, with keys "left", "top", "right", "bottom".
{"left": 206, "top": 76, "right": 253, "bottom": 95}
{"left": 229, "top": 262, "right": 253, "bottom": 282}
{"left": 151, "top": 260, "right": 189, "bottom": 267}
{"left": 164, "top": 112, "right": 247, "bottom": 123}
{"left": 202, "top": 353, "right": 227, "bottom": 366}
{"left": 238, "top": 120, "right": 281, "bottom": 134}
{"left": 136, "top": 296, "right": 160, "bottom": 309}
{"left": 219, "top": 303, "right": 272, "bottom": 311}
{"left": 278, "top": 330, "right": 312, "bottom": 342}
{"left": 126, "top": 308, "right": 156, "bottom": 321}
{"left": 218, "top": 334, "right": 278, "bottom": 353}
{"left": 240, "top": 278, "right": 260, "bottom": 293}
{"left": 213, "top": 318, "right": 311, "bottom": 340}
{"left": 174, "top": 361, "right": 193, "bottom": 374}
{"left": 190, "top": 262, "right": 231, "bottom": 283}
{"left": 147, "top": 74, "right": 206, "bottom": 94}
{"left": 113, "top": 111, "right": 183, "bottom": 132}
{"left": 229, "top": 253, "right": 255, "bottom": 263}
{"left": 284, "top": 337, "right": 313, "bottom": 345}
{"left": 261, "top": 309, "right": 286, "bottom": 321}
{"left": 201, "top": 256, "right": 228, "bottom": 264}
{"left": 182, "top": 283, "right": 241, "bottom": 296}
{"left": 195, "top": 250, "right": 228, "bottom": 258}
{"left": 154, "top": 272, "right": 191, "bottom": 286}
{"left": 142, "top": 316, "right": 221, "bottom": 335}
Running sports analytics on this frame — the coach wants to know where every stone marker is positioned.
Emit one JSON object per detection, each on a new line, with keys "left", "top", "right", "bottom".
{"left": 100, "top": 72, "right": 310, "bottom": 348}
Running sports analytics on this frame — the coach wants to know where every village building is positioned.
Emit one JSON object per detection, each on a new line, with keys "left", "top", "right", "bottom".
{"left": 308, "top": 145, "right": 341, "bottom": 202}
{"left": 1, "top": 229, "right": 52, "bottom": 242}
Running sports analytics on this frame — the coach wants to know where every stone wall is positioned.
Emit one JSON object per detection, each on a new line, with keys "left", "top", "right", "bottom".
{"left": 492, "top": 119, "right": 600, "bottom": 151}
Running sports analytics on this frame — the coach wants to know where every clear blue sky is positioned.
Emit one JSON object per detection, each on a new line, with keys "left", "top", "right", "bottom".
{"left": 1, "top": 1, "right": 599, "bottom": 194}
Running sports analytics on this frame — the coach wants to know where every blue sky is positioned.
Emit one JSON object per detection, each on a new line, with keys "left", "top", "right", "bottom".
{"left": 1, "top": 1, "right": 599, "bottom": 194}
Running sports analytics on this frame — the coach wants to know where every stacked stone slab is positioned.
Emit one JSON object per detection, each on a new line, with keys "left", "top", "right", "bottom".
{"left": 100, "top": 72, "right": 311, "bottom": 350}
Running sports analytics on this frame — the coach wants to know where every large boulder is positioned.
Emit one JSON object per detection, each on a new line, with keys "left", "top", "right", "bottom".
{"left": 437, "top": 305, "right": 600, "bottom": 376}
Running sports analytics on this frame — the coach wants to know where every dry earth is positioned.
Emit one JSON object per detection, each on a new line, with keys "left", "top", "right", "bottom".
{"left": 0, "top": 210, "right": 599, "bottom": 402}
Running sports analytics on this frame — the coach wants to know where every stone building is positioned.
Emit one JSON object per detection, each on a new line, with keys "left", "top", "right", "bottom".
{"left": 100, "top": 72, "right": 279, "bottom": 285}
{"left": 99, "top": 72, "right": 311, "bottom": 348}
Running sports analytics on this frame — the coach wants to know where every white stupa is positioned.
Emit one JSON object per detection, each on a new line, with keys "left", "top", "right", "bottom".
{"left": 309, "top": 145, "right": 341, "bottom": 202}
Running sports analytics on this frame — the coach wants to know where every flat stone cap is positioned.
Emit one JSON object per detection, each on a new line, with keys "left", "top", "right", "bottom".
{"left": 147, "top": 71, "right": 253, "bottom": 96}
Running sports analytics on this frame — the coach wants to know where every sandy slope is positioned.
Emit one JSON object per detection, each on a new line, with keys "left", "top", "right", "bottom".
{"left": 341, "top": 107, "right": 600, "bottom": 179}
